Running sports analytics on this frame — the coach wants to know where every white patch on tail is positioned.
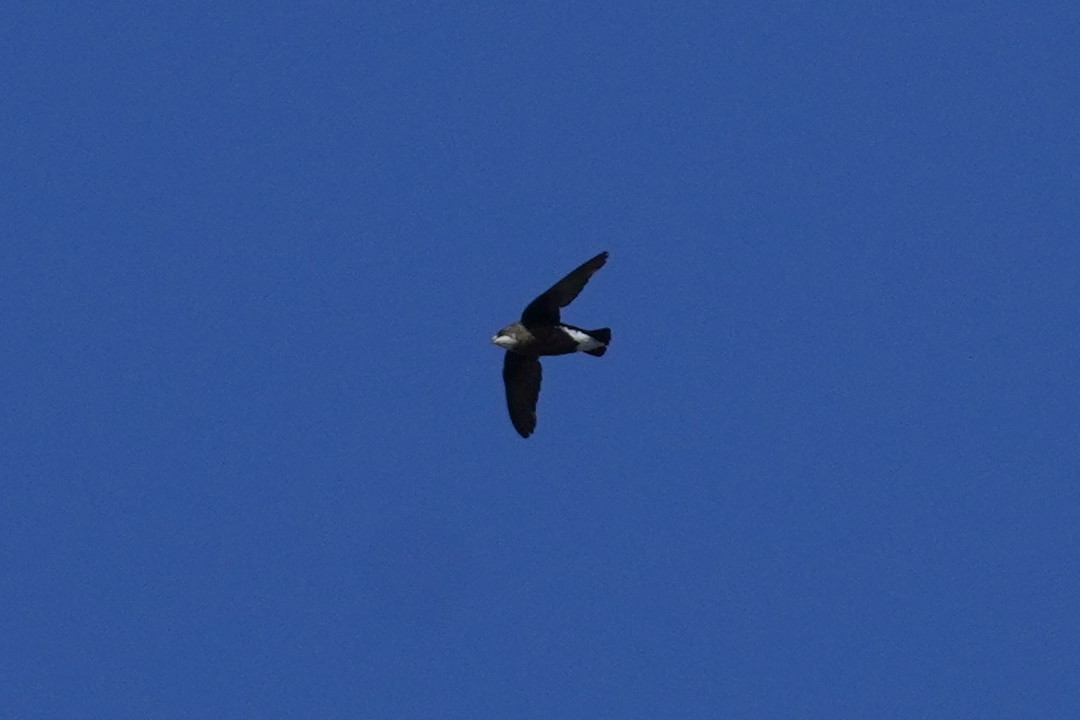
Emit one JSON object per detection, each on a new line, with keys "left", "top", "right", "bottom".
{"left": 561, "top": 326, "right": 604, "bottom": 352}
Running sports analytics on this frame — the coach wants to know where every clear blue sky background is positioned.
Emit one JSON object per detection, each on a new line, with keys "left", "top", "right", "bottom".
{"left": 4, "top": 3, "right": 1078, "bottom": 718}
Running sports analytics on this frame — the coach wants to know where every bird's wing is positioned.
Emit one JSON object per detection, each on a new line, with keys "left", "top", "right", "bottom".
{"left": 502, "top": 352, "right": 542, "bottom": 438}
{"left": 520, "top": 251, "right": 608, "bottom": 325}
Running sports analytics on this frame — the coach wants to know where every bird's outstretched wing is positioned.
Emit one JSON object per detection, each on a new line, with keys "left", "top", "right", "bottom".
{"left": 520, "top": 251, "right": 608, "bottom": 325}
{"left": 502, "top": 352, "right": 542, "bottom": 438}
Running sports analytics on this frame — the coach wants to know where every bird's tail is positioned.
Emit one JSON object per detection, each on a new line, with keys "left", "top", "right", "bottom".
{"left": 584, "top": 328, "right": 611, "bottom": 357}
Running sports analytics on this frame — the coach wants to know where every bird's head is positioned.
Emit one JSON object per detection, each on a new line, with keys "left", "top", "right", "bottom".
{"left": 492, "top": 324, "right": 524, "bottom": 350}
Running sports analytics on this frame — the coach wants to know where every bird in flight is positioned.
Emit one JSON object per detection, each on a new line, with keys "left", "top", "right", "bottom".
{"left": 492, "top": 251, "right": 611, "bottom": 438}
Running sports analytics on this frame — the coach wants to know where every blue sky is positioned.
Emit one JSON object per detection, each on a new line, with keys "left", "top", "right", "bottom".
{"left": 4, "top": 3, "right": 1078, "bottom": 718}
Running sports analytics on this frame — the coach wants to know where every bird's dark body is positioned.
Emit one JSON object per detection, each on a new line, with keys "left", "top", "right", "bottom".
{"left": 504, "top": 324, "right": 595, "bottom": 357}
{"left": 524, "top": 325, "right": 580, "bottom": 356}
